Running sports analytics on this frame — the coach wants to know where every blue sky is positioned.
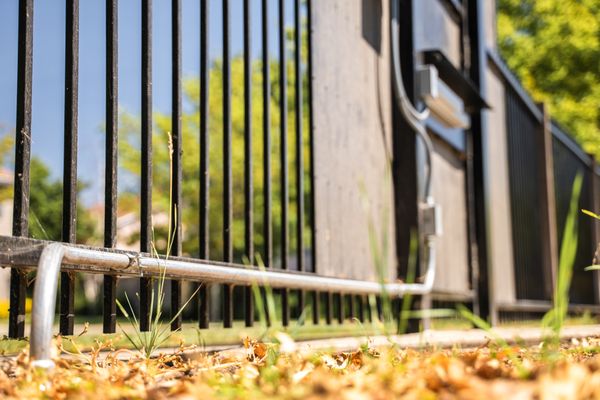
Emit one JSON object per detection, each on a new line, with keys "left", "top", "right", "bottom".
{"left": 0, "top": 0, "right": 293, "bottom": 205}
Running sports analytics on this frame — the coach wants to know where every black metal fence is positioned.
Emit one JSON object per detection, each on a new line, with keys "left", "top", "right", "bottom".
{"left": 504, "top": 85, "right": 549, "bottom": 301}
{"left": 489, "top": 51, "right": 600, "bottom": 308}
{"left": 3, "top": 0, "right": 329, "bottom": 339}
{"left": 552, "top": 123, "right": 598, "bottom": 305}
{"left": 2, "top": 0, "right": 599, "bottom": 343}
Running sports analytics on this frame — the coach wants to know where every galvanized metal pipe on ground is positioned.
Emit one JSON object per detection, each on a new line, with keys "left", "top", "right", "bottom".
{"left": 29, "top": 242, "right": 435, "bottom": 366}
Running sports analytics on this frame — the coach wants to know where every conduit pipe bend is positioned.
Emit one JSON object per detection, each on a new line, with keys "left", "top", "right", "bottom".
{"left": 389, "top": 0, "right": 439, "bottom": 304}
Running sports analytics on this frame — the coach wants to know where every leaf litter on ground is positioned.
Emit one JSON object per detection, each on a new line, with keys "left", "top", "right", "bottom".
{"left": 2, "top": 332, "right": 600, "bottom": 399}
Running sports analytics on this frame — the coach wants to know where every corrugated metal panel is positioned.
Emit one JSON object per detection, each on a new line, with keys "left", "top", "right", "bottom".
{"left": 505, "top": 88, "right": 549, "bottom": 301}
{"left": 553, "top": 135, "right": 596, "bottom": 304}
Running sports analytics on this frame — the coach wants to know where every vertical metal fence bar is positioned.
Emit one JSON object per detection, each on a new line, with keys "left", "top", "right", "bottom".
{"left": 9, "top": 0, "right": 34, "bottom": 339}
{"left": 262, "top": 0, "right": 272, "bottom": 325}
{"left": 102, "top": 275, "right": 117, "bottom": 332}
{"left": 243, "top": 0, "right": 254, "bottom": 327}
{"left": 306, "top": 0, "right": 316, "bottom": 270}
{"left": 537, "top": 104, "right": 558, "bottom": 295}
{"left": 325, "top": 292, "right": 332, "bottom": 325}
{"left": 170, "top": 0, "right": 183, "bottom": 331}
{"left": 140, "top": 0, "right": 153, "bottom": 332}
{"left": 262, "top": 0, "right": 272, "bottom": 269}
{"left": 336, "top": 293, "right": 343, "bottom": 324}
{"left": 357, "top": 295, "right": 364, "bottom": 323}
{"left": 223, "top": 285, "right": 233, "bottom": 328}
{"left": 306, "top": 0, "right": 318, "bottom": 316}
{"left": 7, "top": 264, "right": 26, "bottom": 338}
{"left": 222, "top": 0, "right": 234, "bottom": 329}
{"left": 103, "top": 0, "right": 119, "bottom": 334}
{"left": 348, "top": 294, "right": 355, "bottom": 321}
{"left": 297, "top": 292, "right": 305, "bottom": 321}
{"left": 279, "top": 0, "right": 290, "bottom": 327}
{"left": 464, "top": 110, "right": 480, "bottom": 317}
{"left": 466, "top": 0, "right": 492, "bottom": 323}
{"left": 293, "top": 0, "right": 305, "bottom": 317}
{"left": 198, "top": 0, "right": 210, "bottom": 329}
{"left": 312, "top": 290, "right": 320, "bottom": 324}
{"left": 60, "top": 0, "right": 79, "bottom": 336}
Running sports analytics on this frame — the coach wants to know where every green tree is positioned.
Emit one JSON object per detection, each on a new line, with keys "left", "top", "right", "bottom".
{"left": 0, "top": 129, "right": 98, "bottom": 244}
{"left": 497, "top": 0, "right": 600, "bottom": 158}
{"left": 118, "top": 47, "right": 312, "bottom": 264}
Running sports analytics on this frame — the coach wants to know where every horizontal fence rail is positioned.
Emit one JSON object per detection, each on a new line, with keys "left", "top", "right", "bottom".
{"left": 2, "top": 0, "right": 327, "bottom": 339}
{"left": 0, "top": 238, "right": 437, "bottom": 297}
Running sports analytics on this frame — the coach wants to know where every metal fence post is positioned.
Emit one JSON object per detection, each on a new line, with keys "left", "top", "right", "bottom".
{"left": 10, "top": 0, "right": 34, "bottom": 339}
{"left": 537, "top": 104, "right": 559, "bottom": 299}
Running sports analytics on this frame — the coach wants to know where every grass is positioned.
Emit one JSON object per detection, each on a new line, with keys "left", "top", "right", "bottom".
{"left": 0, "top": 321, "right": 377, "bottom": 357}
{"left": 1, "top": 313, "right": 597, "bottom": 357}
{"left": 540, "top": 172, "right": 583, "bottom": 348}
{"left": 115, "top": 132, "right": 199, "bottom": 358}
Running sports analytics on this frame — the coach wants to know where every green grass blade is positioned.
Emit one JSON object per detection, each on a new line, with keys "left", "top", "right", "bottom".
{"left": 542, "top": 172, "right": 582, "bottom": 344}
{"left": 117, "top": 322, "right": 141, "bottom": 352}
{"left": 115, "top": 299, "right": 129, "bottom": 319}
{"left": 399, "top": 229, "right": 418, "bottom": 334}
{"left": 457, "top": 304, "right": 508, "bottom": 347}
{"left": 168, "top": 285, "right": 201, "bottom": 326}
{"left": 582, "top": 209, "right": 600, "bottom": 220}
{"left": 123, "top": 292, "right": 146, "bottom": 350}
{"left": 254, "top": 253, "right": 279, "bottom": 328}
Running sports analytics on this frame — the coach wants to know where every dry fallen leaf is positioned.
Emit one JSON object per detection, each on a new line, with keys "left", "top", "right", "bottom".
{"left": 274, "top": 332, "right": 296, "bottom": 353}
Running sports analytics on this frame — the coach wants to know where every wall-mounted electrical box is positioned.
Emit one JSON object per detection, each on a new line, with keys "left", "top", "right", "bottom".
{"left": 416, "top": 65, "right": 469, "bottom": 129}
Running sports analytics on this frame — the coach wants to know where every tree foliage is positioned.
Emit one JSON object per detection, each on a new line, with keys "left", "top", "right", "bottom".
{"left": 0, "top": 131, "right": 97, "bottom": 243}
{"left": 497, "top": 0, "right": 600, "bottom": 158}
{"left": 118, "top": 51, "right": 312, "bottom": 265}
{"left": 27, "top": 157, "right": 98, "bottom": 243}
